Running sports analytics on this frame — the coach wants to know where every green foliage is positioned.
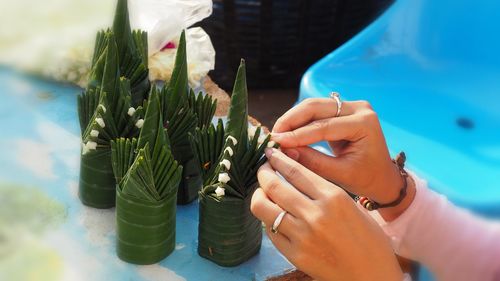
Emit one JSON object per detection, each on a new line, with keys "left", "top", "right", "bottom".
{"left": 150, "top": 30, "right": 217, "bottom": 204}
{"left": 191, "top": 60, "right": 275, "bottom": 199}
{"left": 225, "top": 60, "right": 249, "bottom": 155}
{"left": 190, "top": 119, "right": 225, "bottom": 185}
{"left": 77, "top": 0, "right": 149, "bottom": 209}
{"left": 188, "top": 89, "right": 217, "bottom": 129}
{"left": 111, "top": 91, "right": 182, "bottom": 202}
{"left": 112, "top": 0, "right": 150, "bottom": 106}
{"left": 78, "top": 32, "right": 144, "bottom": 140}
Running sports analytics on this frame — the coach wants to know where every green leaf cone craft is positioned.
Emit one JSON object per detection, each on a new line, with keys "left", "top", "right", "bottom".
{"left": 191, "top": 60, "right": 276, "bottom": 267}
{"left": 78, "top": 36, "right": 145, "bottom": 208}
{"left": 77, "top": 0, "right": 149, "bottom": 208}
{"left": 159, "top": 31, "right": 217, "bottom": 204}
{"left": 111, "top": 0, "right": 150, "bottom": 106}
{"left": 111, "top": 90, "right": 182, "bottom": 265}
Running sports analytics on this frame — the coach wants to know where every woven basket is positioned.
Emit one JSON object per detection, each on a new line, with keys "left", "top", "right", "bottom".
{"left": 200, "top": 0, "right": 393, "bottom": 89}
{"left": 198, "top": 191, "right": 262, "bottom": 267}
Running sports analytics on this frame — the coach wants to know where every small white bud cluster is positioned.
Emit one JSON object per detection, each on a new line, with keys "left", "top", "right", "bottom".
{"left": 95, "top": 118, "right": 105, "bottom": 128}
{"left": 127, "top": 107, "right": 136, "bottom": 116}
{"left": 81, "top": 141, "right": 98, "bottom": 155}
{"left": 135, "top": 119, "right": 144, "bottom": 129}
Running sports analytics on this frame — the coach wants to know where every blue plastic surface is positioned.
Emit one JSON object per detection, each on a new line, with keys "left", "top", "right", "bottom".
{"left": 300, "top": 0, "right": 500, "bottom": 218}
{"left": 0, "top": 67, "right": 293, "bottom": 280}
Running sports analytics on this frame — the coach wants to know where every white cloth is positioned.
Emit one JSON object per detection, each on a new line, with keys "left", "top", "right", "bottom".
{"left": 370, "top": 173, "right": 500, "bottom": 281}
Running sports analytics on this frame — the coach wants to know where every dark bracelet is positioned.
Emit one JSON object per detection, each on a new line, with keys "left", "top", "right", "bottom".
{"left": 356, "top": 152, "right": 408, "bottom": 211}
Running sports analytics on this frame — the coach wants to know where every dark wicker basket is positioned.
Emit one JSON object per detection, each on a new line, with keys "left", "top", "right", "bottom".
{"left": 199, "top": 0, "right": 393, "bottom": 89}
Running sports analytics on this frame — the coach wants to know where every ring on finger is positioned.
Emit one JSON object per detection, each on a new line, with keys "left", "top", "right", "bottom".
{"left": 329, "top": 92, "right": 342, "bottom": 117}
{"left": 271, "top": 210, "right": 287, "bottom": 234}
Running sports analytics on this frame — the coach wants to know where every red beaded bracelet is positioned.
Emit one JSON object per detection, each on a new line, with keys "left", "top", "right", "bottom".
{"left": 356, "top": 152, "right": 408, "bottom": 211}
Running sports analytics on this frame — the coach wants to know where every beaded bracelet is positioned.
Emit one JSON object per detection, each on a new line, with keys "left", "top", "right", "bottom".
{"left": 356, "top": 152, "right": 408, "bottom": 211}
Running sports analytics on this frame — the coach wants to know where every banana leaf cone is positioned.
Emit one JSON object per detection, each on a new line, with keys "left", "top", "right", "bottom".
{"left": 160, "top": 31, "right": 217, "bottom": 204}
{"left": 77, "top": 28, "right": 143, "bottom": 208}
{"left": 112, "top": 91, "right": 182, "bottom": 264}
{"left": 78, "top": 90, "right": 119, "bottom": 208}
{"left": 112, "top": 0, "right": 150, "bottom": 106}
{"left": 193, "top": 60, "right": 275, "bottom": 266}
{"left": 177, "top": 90, "right": 217, "bottom": 204}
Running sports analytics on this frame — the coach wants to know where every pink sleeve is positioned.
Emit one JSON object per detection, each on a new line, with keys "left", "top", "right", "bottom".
{"left": 370, "top": 172, "right": 500, "bottom": 281}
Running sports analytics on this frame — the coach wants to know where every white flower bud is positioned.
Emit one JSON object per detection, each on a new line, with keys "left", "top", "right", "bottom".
{"left": 215, "top": 186, "right": 225, "bottom": 197}
{"left": 86, "top": 141, "right": 97, "bottom": 150}
{"left": 95, "top": 118, "right": 105, "bottom": 128}
{"left": 98, "top": 104, "right": 106, "bottom": 113}
{"left": 127, "top": 107, "right": 136, "bottom": 116}
{"left": 224, "top": 146, "right": 234, "bottom": 156}
{"left": 267, "top": 141, "right": 276, "bottom": 148}
{"left": 81, "top": 142, "right": 89, "bottom": 155}
{"left": 218, "top": 172, "right": 230, "bottom": 184}
{"left": 90, "top": 129, "right": 99, "bottom": 138}
{"left": 220, "top": 159, "right": 231, "bottom": 170}
{"left": 135, "top": 119, "right": 144, "bottom": 129}
{"left": 226, "top": 135, "right": 238, "bottom": 145}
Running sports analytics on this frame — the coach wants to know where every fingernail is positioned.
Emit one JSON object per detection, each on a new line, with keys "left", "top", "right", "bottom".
{"left": 265, "top": 148, "right": 274, "bottom": 158}
{"left": 283, "top": 148, "right": 299, "bottom": 161}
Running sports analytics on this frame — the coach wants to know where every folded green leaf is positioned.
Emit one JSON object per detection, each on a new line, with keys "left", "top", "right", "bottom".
{"left": 198, "top": 192, "right": 261, "bottom": 266}
{"left": 190, "top": 60, "right": 271, "bottom": 199}
{"left": 112, "top": 0, "right": 150, "bottom": 106}
{"left": 188, "top": 89, "right": 217, "bottom": 129}
{"left": 116, "top": 186, "right": 176, "bottom": 265}
{"left": 224, "top": 59, "right": 249, "bottom": 158}
{"left": 120, "top": 145, "right": 159, "bottom": 201}
{"left": 164, "top": 30, "right": 188, "bottom": 121}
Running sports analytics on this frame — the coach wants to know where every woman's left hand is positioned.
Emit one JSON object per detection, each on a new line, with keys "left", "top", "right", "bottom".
{"left": 252, "top": 148, "right": 403, "bottom": 281}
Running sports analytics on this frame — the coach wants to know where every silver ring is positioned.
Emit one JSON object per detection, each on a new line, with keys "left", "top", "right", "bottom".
{"left": 330, "top": 92, "right": 342, "bottom": 117}
{"left": 271, "top": 211, "right": 287, "bottom": 234}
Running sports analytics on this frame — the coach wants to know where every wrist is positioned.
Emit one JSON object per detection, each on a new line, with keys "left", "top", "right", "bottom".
{"left": 378, "top": 174, "right": 416, "bottom": 222}
{"left": 373, "top": 161, "right": 406, "bottom": 204}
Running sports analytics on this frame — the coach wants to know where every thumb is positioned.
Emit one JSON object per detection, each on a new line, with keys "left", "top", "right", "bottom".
{"left": 282, "top": 146, "right": 346, "bottom": 184}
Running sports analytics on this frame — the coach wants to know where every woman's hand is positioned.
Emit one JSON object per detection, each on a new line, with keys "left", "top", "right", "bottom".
{"left": 252, "top": 149, "right": 403, "bottom": 281}
{"left": 271, "top": 98, "right": 415, "bottom": 220}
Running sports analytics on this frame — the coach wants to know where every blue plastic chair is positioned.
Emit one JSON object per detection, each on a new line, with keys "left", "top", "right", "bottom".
{"left": 300, "top": 0, "right": 500, "bottom": 217}
{"left": 300, "top": 1, "right": 500, "bottom": 278}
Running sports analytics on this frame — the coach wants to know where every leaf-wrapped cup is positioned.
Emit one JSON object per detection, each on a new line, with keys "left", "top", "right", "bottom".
{"left": 198, "top": 187, "right": 262, "bottom": 266}
{"left": 114, "top": 145, "right": 181, "bottom": 264}
{"left": 158, "top": 32, "right": 217, "bottom": 204}
{"left": 77, "top": 0, "right": 149, "bottom": 208}
{"left": 112, "top": 90, "right": 182, "bottom": 264}
{"left": 191, "top": 60, "right": 276, "bottom": 266}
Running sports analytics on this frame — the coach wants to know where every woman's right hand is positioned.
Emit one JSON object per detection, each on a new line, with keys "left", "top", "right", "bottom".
{"left": 271, "top": 98, "right": 415, "bottom": 220}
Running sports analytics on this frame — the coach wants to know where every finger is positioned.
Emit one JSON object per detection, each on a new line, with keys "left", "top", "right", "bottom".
{"left": 283, "top": 146, "right": 348, "bottom": 184}
{"left": 272, "top": 115, "right": 363, "bottom": 148}
{"left": 250, "top": 188, "right": 300, "bottom": 238}
{"left": 264, "top": 227, "right": 295, "bottom": 260}
{"left": 273, "top": 99, "right": 358, "bottom": 133}
{"left": 266, "top": 148, "right": 330, "bottom": 200}
{"left": 257, "top": 163, "right": 313, "bottom": 218}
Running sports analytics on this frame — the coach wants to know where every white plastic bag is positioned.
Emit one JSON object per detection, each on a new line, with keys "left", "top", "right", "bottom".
{"left": 129, "top": 0, "right": 212, "bottom": 54}
{"left": 149, "top": 27, "right": 215, "bottom": 87}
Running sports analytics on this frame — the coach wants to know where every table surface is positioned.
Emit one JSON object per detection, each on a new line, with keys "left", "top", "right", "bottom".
{"left": 0, "top": 67, "right": 296, "bottom": 281}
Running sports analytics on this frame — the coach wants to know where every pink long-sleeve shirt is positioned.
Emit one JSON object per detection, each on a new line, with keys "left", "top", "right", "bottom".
{"left": 370, "top": 173, "right": 500, "bottom": 281}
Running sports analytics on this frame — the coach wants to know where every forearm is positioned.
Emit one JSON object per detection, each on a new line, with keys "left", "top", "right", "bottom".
{"left": 370, "top": 173, "right": 500, "bottom": 281}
